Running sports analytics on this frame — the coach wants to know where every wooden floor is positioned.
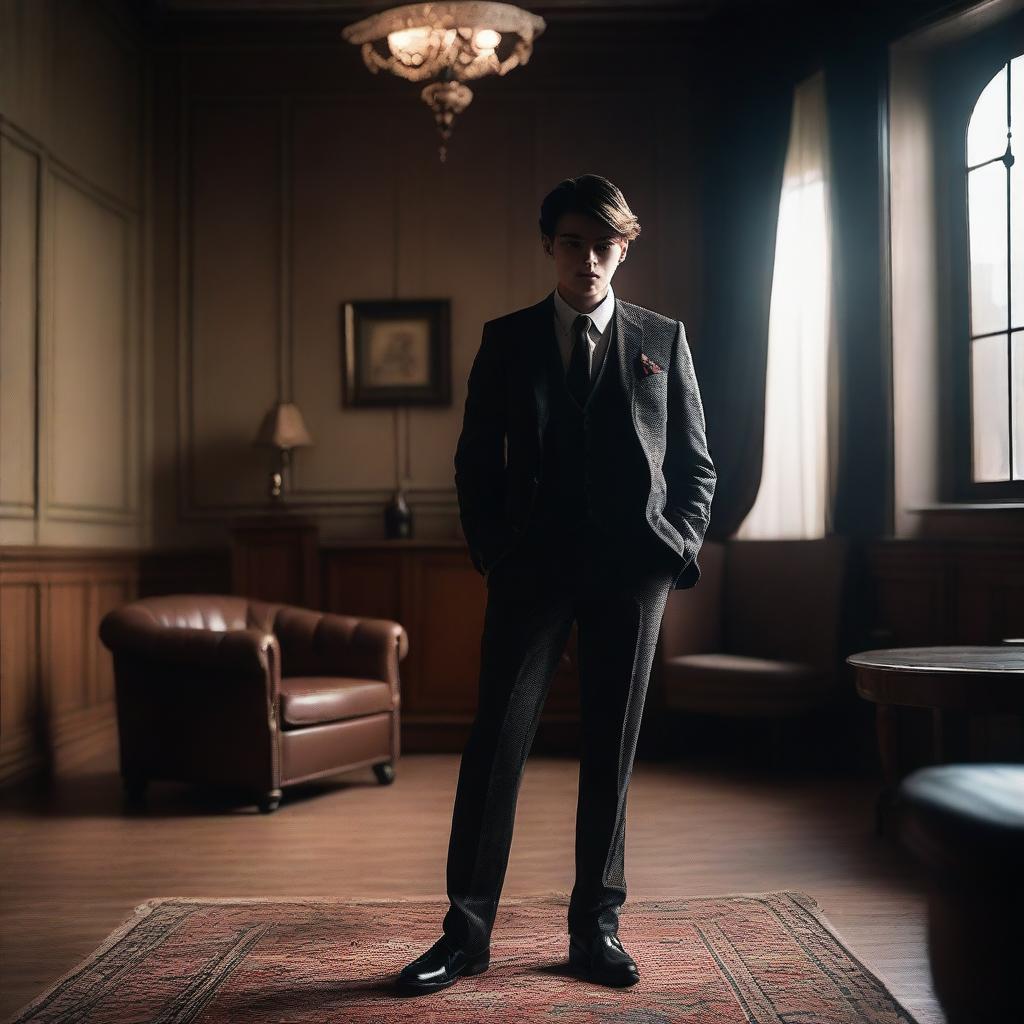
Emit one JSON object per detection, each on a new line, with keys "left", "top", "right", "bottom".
{"left": 0, "top": 746, "right": 944, "bottom": 1023}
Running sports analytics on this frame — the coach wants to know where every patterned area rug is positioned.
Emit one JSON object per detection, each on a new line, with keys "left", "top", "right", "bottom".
{"left": 8, "top": 891, "right": 919, "bottom": 1023}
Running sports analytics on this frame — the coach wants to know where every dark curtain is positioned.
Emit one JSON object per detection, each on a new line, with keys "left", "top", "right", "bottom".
{"left": 823, "top": 38, "right": 894, "bottom": 539}
{"left": 693, "top": 4, "right": 969, "bottom": 543}
{"left": 694, "top": 58, "right": 796, "bottom": 541}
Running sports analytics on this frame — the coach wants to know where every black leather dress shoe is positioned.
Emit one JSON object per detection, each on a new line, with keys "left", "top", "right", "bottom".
{"left": 568, "top": 931, "right": 640, "bottom": 987}
{"left": 396, "top": 935, "right": 490, "bottom": 994}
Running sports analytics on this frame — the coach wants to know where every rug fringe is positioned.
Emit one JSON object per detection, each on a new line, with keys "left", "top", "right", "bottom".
{"left": 129, "top": 888, "right": 815, "bottom": 912}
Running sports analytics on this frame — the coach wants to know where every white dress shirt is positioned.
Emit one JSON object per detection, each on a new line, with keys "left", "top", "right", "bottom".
{"left": 552, "top": 283, "right": 616, "bottom": 383}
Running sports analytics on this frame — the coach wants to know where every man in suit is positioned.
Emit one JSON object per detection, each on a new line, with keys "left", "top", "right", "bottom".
{"left": 397, "top": 174, "right": 716, "bottom": 994}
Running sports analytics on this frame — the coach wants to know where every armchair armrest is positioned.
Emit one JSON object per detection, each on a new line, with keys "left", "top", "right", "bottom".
{"left": 100, "top": 606, "right": 280, "bottom": 679}
{"left": 270, "top": 605, "right": 408, "bottom": 700}
{"left": 99, "top": 602, "right": 283, "bottom": 791}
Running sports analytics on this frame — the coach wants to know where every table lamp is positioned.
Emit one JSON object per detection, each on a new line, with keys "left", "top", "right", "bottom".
{"left": 253, "top": 401, "right": 313, "bottom": 503}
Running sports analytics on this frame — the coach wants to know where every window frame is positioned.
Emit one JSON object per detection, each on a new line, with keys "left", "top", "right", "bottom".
{"left": 938, "top": 19, "right": 1024, "bottom": 501}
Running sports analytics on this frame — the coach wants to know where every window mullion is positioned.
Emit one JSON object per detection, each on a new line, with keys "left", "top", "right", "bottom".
{"left": 1007, "top": 58, "right": 1015, "bottom": 478}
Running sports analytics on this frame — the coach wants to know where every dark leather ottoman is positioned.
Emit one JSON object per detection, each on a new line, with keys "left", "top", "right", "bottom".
{"left": 894, "top": 764, "right": 1024, "bottom": 1024}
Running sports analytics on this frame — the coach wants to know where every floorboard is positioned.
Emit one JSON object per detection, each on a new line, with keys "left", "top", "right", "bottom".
{"left": 0, "top": 749, "right": 944, "bottom": 1022}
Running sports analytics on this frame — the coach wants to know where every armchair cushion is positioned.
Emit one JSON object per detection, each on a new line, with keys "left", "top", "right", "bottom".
{"left": 272, "top": 606, "right": 408, "bottom": 686}
{"left": 278, "top": 677, "right": 395, "bottom": 729}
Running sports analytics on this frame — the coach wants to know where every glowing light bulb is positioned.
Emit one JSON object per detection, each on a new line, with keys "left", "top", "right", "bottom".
{"left": 473, "top": 28, "right": 501, "bottom": 54}
{"left": 387, "top": 26, "right": 434, "bottom": 64}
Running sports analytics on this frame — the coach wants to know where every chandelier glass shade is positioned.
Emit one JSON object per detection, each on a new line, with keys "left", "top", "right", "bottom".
{"left": 342, "top": 2, "right": 546, "bottom": 161}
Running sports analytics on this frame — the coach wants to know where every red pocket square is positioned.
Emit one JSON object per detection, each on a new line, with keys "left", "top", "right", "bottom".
{"left": 638, "top": 352, "right": 663, "bottom": 376}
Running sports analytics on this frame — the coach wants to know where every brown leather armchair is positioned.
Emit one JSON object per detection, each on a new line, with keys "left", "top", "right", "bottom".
{"left": 99, "top": 594, "right": 408, "bottom": 812}
{"left": 659, "top": 537, "right": 851, "bottom": 717}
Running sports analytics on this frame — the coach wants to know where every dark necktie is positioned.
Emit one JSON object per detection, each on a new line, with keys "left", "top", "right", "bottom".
{"left": 567, "top": 314, "right": 592, "bottom": 407}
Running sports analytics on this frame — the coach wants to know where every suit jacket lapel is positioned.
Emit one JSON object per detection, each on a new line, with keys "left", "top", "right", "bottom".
{"left": 614, "top": 298, "right": 641, "bottom": 411}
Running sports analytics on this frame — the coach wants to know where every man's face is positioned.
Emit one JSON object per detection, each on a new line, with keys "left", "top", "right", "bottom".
{"left": 542, "top": 211, "right": 628, "bottom": 310}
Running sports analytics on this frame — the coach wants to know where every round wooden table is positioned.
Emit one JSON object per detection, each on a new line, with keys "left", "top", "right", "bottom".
{"left": 847, "top": 646, "right": 1024, "bottom": 833}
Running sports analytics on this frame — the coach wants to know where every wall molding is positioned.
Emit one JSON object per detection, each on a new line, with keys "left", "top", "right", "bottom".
{"left": 43, "top": 168, "right": 140, "bottom": 524}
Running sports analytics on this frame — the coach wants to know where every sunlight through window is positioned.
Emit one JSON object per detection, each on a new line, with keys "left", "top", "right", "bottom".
{"left": 736, "top": 69, "right": 832, "bottom": 539}
{"left": 967, "top": 53, "right": 1023, "bottom": 482}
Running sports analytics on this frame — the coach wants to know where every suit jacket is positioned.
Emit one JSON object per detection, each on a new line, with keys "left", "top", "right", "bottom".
{"left": 454, "top": 290, "right": 716, "bottom": 591}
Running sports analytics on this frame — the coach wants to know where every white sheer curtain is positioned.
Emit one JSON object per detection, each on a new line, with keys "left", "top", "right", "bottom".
{"left": 736, "top": 68, "right": 835, "bottom": 540}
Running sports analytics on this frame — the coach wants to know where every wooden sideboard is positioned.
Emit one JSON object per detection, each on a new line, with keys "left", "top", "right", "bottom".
{"left": 319, "top": 539, "right": 581, "bottom": 754}
{"left": 229, "top": 513, "right": 320, "bottom": 608}
{"left": 4, "top": 536, "right": 1021, "bottom": 787}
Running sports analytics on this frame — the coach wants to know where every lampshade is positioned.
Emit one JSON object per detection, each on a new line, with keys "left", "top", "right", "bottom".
{"left": 254, "top": 402, "right": 313, "bottom": 449}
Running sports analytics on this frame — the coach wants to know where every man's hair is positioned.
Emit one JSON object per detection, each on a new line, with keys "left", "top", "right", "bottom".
{"left": 538, "top": 174, "right": 641, "bottom": 243}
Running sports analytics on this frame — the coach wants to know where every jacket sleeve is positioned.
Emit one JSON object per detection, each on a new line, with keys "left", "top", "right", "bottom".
{"left": 454, "top": 320, "right": 510, "bottom": 575}
{"left": 662, "top": 320, "right": 716, "bottom": 565}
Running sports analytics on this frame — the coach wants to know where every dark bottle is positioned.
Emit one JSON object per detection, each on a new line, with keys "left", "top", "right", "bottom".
{"left": 385, "top": 488, "right": 413, "bottom": 539}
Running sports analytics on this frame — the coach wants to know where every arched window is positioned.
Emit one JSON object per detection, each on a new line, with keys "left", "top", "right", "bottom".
{"left": 966, "top": 53, "right": 1022, "bottom": 483}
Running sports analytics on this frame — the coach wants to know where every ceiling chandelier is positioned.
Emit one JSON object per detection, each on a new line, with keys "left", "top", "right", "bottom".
{"left": 342, "top": 2, "right": 546, "bottom": 163}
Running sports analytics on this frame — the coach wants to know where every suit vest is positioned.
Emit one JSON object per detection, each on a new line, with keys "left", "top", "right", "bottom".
{"left": 523, "top": 313, "right": 630, "bottom": 552}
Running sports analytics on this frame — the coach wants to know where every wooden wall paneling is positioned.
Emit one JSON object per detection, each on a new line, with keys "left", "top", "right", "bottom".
{"left": 0, "top": 579, "right": 43, "bottom": 782}
{"left": 864, "top": 539, "right": 1024, "bottom": 766}
{"left": 0, "top": 539, "right": 645, "bottom": 780}
{"left": 45, "top": 576, "right": 91, "bottom": 715}
{"left": 322, "top": 545, "right": 403, "bottom": 623}
{"left": 228, "top": 515, "right": 320, "bottom": 608}
{"left": 318, "top": 542, "right": 580, "bottom": 753}
{"left": 0, "top": 553, "right": 131, "bottom": 784}
{"left": 137, "top": 548, "right": 231, "bottom": 598}
{"left": 868, "top": 542, "right": 950, "bottom": 645}
{"left": 955, "top": 544, "right": 1024, "bottom": 644}
{"left": 41, "top": 556, "right": 133, "bottom": 778}
{"left": 869, "top": 541, "right": 1024, "bottom": 646}
{"left": 0, "top": 547, "right": 228, "bottom": 788}
{"left": 407, "top": 549, "right": 487, "bottom": 719}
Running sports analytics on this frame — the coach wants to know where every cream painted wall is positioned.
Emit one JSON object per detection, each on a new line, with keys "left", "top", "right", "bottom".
{"left": 0, "top": 0, "right": 147, "bottom": 546}
{"left": 0, "top": 7, "right": 703, "bottom": 551}
{"left": 151, "top": 30, "right": 703, "bottom": 547}
{"left": 888, "top": 0, "right": 1024, "bottom": 538}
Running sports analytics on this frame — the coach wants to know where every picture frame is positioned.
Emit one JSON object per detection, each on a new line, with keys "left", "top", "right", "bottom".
{"left": 341, "top": 298, "right": 451, "bottom": 407}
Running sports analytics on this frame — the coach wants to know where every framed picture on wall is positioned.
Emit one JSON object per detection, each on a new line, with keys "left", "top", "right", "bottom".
{"left": 341, "top": 298, "right": 451, "bottom": 406}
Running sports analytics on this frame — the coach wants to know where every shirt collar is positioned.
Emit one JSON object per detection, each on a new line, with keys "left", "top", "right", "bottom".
{"left": 552, "top": 283, "right": 616, "bottom": 336}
